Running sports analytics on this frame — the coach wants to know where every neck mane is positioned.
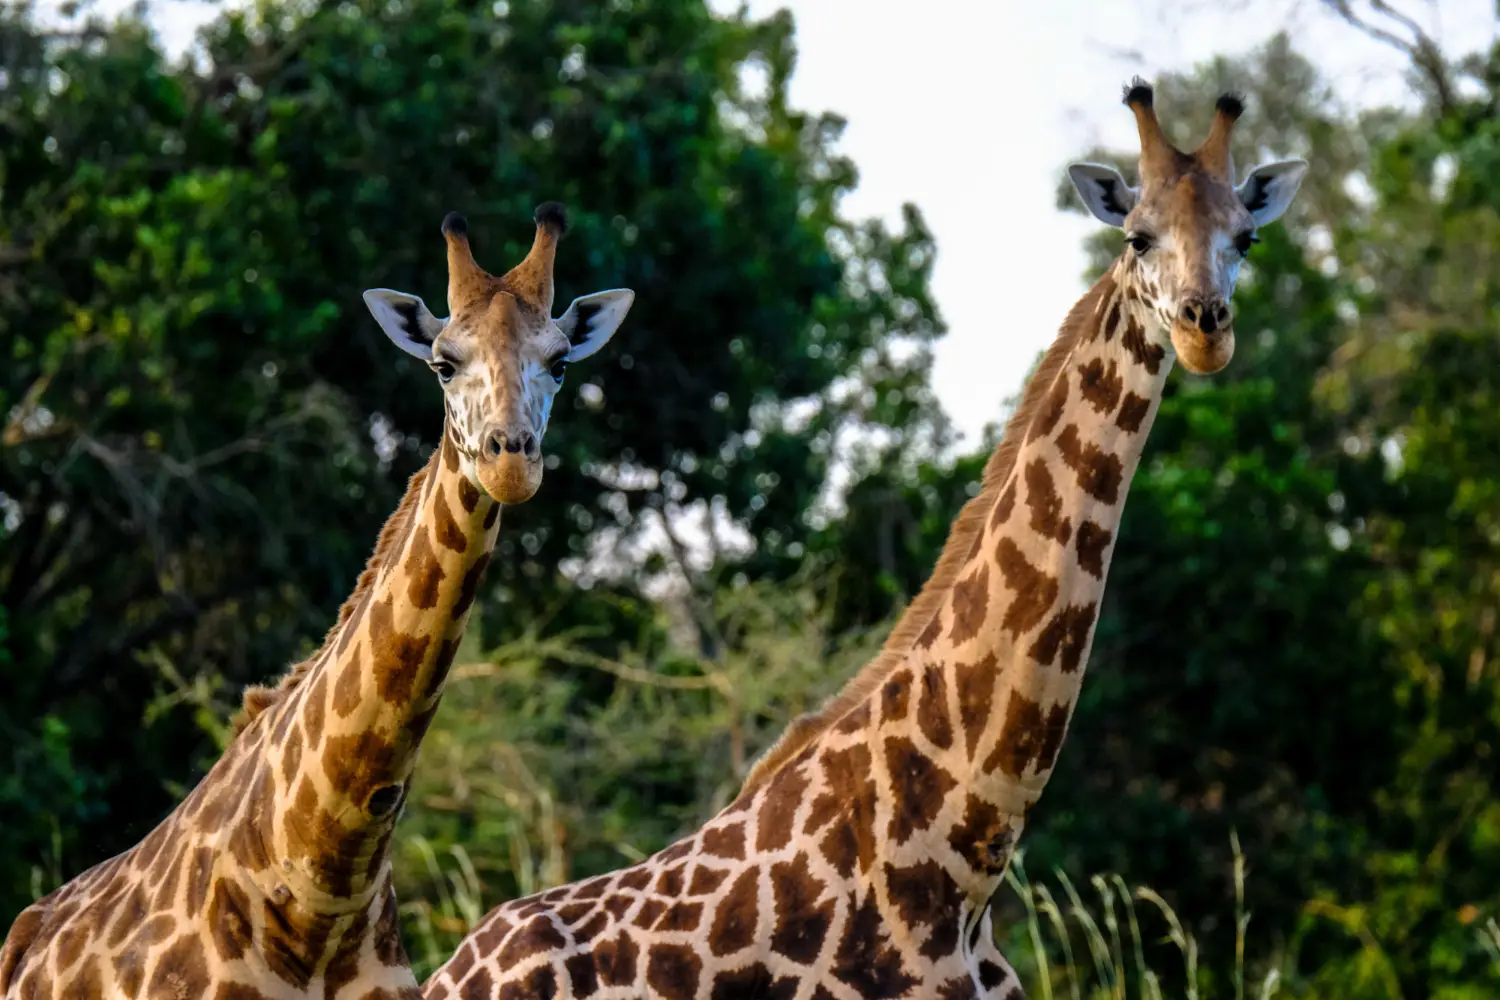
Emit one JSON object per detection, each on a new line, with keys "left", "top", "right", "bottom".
{"left": 741, "top": 270, "right": 1119, "bottom": 794}
{"left": 230, "top": 452, "right": 438, "bottom": 735}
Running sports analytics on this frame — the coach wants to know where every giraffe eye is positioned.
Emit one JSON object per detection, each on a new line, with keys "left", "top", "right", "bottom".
{"left": 430, "top": 359, "right": 456, "bottom": 383}
{"left": 1126, "top": 232, "right": 1153, "bottom": 254}
{"left": 1235, "top": 231, "right": 1259, "bottom": 258}
{"left": 549, "top": 356, "right": 568, "bottom": 384}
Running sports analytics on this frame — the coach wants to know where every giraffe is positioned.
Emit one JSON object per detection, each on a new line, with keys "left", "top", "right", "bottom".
{"left": 420, "top": 83, "right": 1307, "bottom": 1000}
{"left": 0, "top": 204, "right": 635, "bottom": 999}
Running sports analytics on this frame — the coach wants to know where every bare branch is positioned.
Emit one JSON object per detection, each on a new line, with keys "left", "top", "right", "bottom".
{"left": 1320, "top": 0, "right": 1456, "bottom": 111}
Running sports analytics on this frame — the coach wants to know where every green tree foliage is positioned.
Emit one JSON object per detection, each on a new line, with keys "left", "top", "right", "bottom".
{"left": 0, "top": 0, "right": 940, "bottom": 921}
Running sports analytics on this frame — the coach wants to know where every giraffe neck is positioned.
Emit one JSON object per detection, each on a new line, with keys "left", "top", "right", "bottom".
{"left": 246, "top": 427, "right": 498, "bottom": 912}
{"left": 873, "top": 260, "right": 1172, "bottom": 890}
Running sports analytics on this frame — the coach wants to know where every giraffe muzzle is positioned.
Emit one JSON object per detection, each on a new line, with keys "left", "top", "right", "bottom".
{"left": 1171, "top": 296, "right": 1235, "bottom": 375}
{"left": 477, "top": 425, "right": 543, "bottom": 503}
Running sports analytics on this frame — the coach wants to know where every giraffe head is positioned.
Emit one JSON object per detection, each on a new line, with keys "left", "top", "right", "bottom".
{"left": 362, "top": 204, "right": 633, "bottom": 503}
{"left": 1067, "top": 80, "right": 1307, "bottom": 375}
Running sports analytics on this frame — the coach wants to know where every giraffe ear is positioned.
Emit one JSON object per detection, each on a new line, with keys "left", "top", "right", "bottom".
{"left": 1068, "top": 163, "right": 1138, "bottom": 227}
{"left": 556, "top": 288, "right": 634, "bottom": 363}
{"left": 363, "top": 288, "right": 448, "bottom": 361}
{"left": 1237, "top": 159, "right": 1308, "bottom": 226}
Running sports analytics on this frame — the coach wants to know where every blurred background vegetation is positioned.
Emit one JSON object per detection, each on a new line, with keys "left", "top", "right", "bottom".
{"left": 1, "top": 0, "right": 1497, "bottom": 995}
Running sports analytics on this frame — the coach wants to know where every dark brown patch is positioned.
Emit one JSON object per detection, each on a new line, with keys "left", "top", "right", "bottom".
{"left": 1024, "top": 458, "right": 1072, "bottom": 545}
{"left": 646, "top": 942, "right": 701, "bottom": 1000}
{"left": 497, "top": 915, "right": 567, "bottom": 967}
{"left": 980, "top": 960, "right": 1012, "bottom": 991}
{"left": 375, "top": 888, "right": 406, "bottom": 966}
{"left": 832, "top": 892, "right": 919, "bottom": 998}
{"left": 687, "top": 866, "right": 728, "bottom": 896}
{"left": 755, "top": 763, "right": 809, "bottom": 853}
{"left": 1077, "top": 356, "right": 1123, "bottom": 414}
{"left": 471, "top": 913, "right": 513, "bottom": 954}
{"left": 458, "top": 475, "right": 482, "bottom": 513}
{"left": 441, "top": 947, "right": 477, "bottom": 983}
{"left": 940, "top": 976, "right": 982, "bottom": 1000}
{"left": 1029, "top": 372, "right": 1070, "bottom": 443}
{"left": 405, "top": 524, "right": 446, "bottom": 611}
{"left": 558, "top": 902, "right": 594, "bottom": 926}
{"left": 711, "top": 964, "right": 800, "bottom": 1000}
{"left": 208, "top": 878, "right": 252, "bottom": 961}
{"left": 834, "top": 703, "right": 871, "bottom": 734}
{"left": 880, "top": 669, "right": 912, "bottom": 723}
{"left": 617, "top": 866, "right": 654, "bottom": 890}
{"left": 802, "top": 783, "right": 840, "bottom": 835}
{"left": 657, "top": 900, "right": 703, "bottom": 932}
{"left": 575, "top": 874, "right": 615, "bottom": 900}
{"left": 1075, "top": 520, "right": 1113, "bottom": 578}
{"left": 633, "top": 898, "right": 667, "bottom": 929}
{"left": 145, "top": 934, "right": 210, "bottom": 1000}
{"left": 709, "top": 868, "right": 760, "bottom": 957}
{"left": 433, "top": 483, "right": 469, "bottom": 552}
{"left": 427, "top": 637, "right": 462, "bottom": 702}
{"left": 460, "top": 968, "right": 494, "bottom": 1000}
{"left": 107, "top": 883, "right": 148, "bottom": 947}
{"left": 1056, "top": 424, "right": 1124, "bottom": 505}
{"left": 657, "top": 839, "right": 695, "bottom": 865}
{"left": 453, "top": 552, "right": 491, "bottom": 619}
{"left": 995, "top": 538, "right": 1060, "bottom": 636}
{"left": 654, "top": 864, "right": 686, "bottom": 898}
{"left": 814, "top": 742, "right": 877, "bottom": 877}
{"left": 983, "top": 691, "right": 1071, "bottom": 779}
{"left": 302, "top": 668, "right": 330, "bottom": 749}
{"left": 916, "top": 664, "right": 953, "bottom": 750}
{"left": 989, "top": 480, "right": 1017, "bottom": 530}
{"left": 603, "top": 895, "right": 633, "bottom": 921}
{"left": 953, "top": 652, "right": 996, "bottom": 761}
{"left": 331, "top": 643, "right": 364, "bottom": 720}
{"left": 1116, "top": 391, "right": 1151, "bottom": 433}
{"left": 948, "top": 794, "right": 1014, "bottom": 874}
{"left": 884, "top": 736, "right": 958, "bottom": 844}
{"left": 595, "top": 930, "right": 639, "bottom": 987}
{"left": 1102, "top": 299, "right": 1122, "bottom": 341}
{"left": 441, "top": 434, "right": 461, "bottom": 474}
{"left": 499, "top": 966, "right": 557, "bottom": 1000}
{"left": 324, "top": 903, "right": 374, "bottom": 998}
{"left": 1028, "top": 602, "right": 1098, "bottom": 673}
{"left": 948, "top": 563, "right": 991, "bottom": 645}
{"left": 886, "top": 859, "right": 962, "bottom": 960}
{"left": 483, "top": 501, "right": 500, "bottom": 530}
{"left": 322, "top": 728, "right": 399, "bottom": 815}
{"left": 916, "top": 609, "right": 945, "bottom": 649}
{"left": 184, "top": 846, "right": 214, "bottom": 914}
{"left": 1121, "top": 316, "right": 1166, "bottom": 373}
{"left": 369, "top": 595, "right": 433, "bottom": 706}
{"left": 566, "top": 954, "right": 600, "bottom": 998}
{"left": 573, "top": 910, "right": 610, "bottom": 943}
{"left": 769, "top": 853, "right": 833, "bottom": 965}
{"left": 114, "top": 941, "right": 149, "bottom": 996}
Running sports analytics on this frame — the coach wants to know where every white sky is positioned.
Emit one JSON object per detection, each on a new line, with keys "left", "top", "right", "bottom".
{"left": 37, "top": 0, "right": 1499, "bottom": 446}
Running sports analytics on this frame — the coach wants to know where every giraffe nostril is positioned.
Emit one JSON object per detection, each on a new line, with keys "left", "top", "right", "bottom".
{"left": 485, "top": 431, "right": 506, "bottom": 458}
{"left": 521, "top": 433, "right": 538, "bottom": 459}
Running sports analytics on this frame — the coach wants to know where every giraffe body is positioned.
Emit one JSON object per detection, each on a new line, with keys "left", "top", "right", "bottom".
{"left": 1, "top": 206, "right": 634, "bottom": 998}
{"left": 424, "top": 83, "right": 1306, "bottom": 1000}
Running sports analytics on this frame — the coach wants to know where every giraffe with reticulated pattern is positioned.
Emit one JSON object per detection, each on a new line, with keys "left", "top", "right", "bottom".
{"left": 420, "top": 83, "right": 1306, "bottom": 1000}
{"left": 1, "top": 204, "right": 635, "bottom": 999}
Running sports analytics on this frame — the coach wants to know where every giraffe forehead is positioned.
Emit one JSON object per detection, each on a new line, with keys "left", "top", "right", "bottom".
{"left": 1136, "top": 170, "right": 1246, "bottom": 236}
{"left": 444, "top": 296, "right": 564, "bottom": 365}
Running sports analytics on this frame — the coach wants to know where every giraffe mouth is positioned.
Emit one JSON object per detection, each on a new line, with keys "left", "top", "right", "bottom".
{"left": 1170, "top": 322, "right": 1235, "bottom": 375}
{"left": 478, "top": 452, "right": 543, "bottom": 504}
